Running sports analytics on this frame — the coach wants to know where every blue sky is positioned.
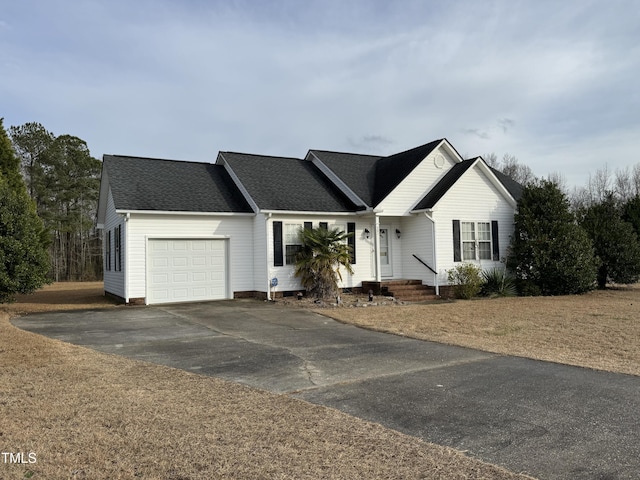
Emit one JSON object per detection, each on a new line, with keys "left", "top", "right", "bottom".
{"left": 1, "top": 0, "right": 638, "bottom": 187}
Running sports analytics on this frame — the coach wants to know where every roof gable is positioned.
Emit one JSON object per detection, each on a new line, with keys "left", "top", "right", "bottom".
{"left": 309, "top": 139, "right": 444, "bottom": 208}
{"left": 372, "top": 139, "right": 443, "bottom": 205}
{"left": 307, "top": 150, "right": 381, "bottom": 207}
{"left": 412, "top": 157, "right": 522, "bottom": 211}
{"left": 102, "top": 155, "right": 253, "bottom": 213}
{"left": 489, "top": 166, "right": 524, "bottom": 201}
{"left": 219, "top": 152, "right": 361, "bottom": 212}
{"left": 413, "top": 159, "right": 477, "bottom": 210}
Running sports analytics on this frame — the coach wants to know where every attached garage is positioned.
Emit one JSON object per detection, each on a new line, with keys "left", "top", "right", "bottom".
{"left": 147, "top": 238, "right": 228, "bottom": 304}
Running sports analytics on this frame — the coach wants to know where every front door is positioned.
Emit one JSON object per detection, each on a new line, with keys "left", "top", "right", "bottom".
{"left": 380, "top": 226, "right": 393, "bottom": 277}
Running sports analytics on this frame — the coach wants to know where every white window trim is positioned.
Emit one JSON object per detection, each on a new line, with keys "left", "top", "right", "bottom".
{"left": 461, "top": 221, "right": 492, "bottom": 261}
{"left": 284, "top": 223, "right": 303, "bottom": 265}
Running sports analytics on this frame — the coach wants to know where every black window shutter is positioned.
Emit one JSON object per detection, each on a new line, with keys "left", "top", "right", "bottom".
{"left": 453, "top": 220, "right": 461, "bottom": 262}
{"left": 304, "top": 221, "right": 312, "bottom": 230}
{"left": 319, "top": 222, "right": 328, "bottom": 230}
{"left": 347, "top": 222, "right": 356, "bottom": 264}
{"left": 491, "top": 220, "right": 500, "bottom": 261}
{"left": 273, "top": 221, "right": 283, "bottom": 267}
{"left": 118, "top": 225, "right": 122, "bottom": 271}
{"left": 106, "top": 230, "right": 111, "bottom": 271}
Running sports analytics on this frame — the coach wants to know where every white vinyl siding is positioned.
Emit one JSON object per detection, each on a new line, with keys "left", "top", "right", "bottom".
{"left": 399, "top": 215, "right": 436, "bottom": 285}
{"left": 102, "top": 189, "right": 125, "bottom": 299}
{"left": 376, "top": 147, "right": 457, "bottom": 215}
{"left": 432, "top": 164, "right": 516, "bottom": 284}
{"left": 253, "top": 214, "right": 268, "bottom": 292}
{"left": 125, "top": 214, "right": 254, "bottom": 301}
{"left": 267, "top": 215, "right": 373, "bottom": 292}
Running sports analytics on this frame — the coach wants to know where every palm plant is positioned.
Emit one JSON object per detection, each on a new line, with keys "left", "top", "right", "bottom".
{"left": 294, "top": 226, "right": 354, "bottom": 300}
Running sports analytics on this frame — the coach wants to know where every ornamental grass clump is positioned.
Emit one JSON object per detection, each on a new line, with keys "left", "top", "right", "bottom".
{"left": 481, "top": 267, "right": 517, "bottom": 297}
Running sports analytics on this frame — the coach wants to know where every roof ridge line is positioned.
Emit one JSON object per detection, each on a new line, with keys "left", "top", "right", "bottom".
{"left": 220, "top": 151, "right": 303, "bottom": 161}
{"left": 104, "top": 154, "right": 213, "bottom": 165}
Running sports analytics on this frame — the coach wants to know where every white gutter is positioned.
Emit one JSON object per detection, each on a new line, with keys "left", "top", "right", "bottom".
{"left": 374, "top": 214, "right": 381, "bottom": 282}
{"left": 115, "top": 210, "right": 255, "bottom": 217}
{"left": 124, "top": 213, "right": 130, "bottom": 304}
{"left": 265, "top": 213, "right": 272, "bottom": 301}
{"left": 259, "top": 209, "right": 364, "bottom": 216}
{"left": 423, "top": 211, "right": 439, "bottom": 296}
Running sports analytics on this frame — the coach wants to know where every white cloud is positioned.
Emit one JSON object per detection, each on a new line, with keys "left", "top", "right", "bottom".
{"left": 1, "top": 0, "right": 639, "bottom": 187}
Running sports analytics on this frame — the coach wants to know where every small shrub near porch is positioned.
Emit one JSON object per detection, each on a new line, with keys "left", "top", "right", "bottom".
{"left": 447, "top": 263, "right": 483, "bottom": 299}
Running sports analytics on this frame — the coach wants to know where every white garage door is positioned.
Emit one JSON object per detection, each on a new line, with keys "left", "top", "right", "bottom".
{"left": 147, "top": 239, "right": 228, "bottom": 304}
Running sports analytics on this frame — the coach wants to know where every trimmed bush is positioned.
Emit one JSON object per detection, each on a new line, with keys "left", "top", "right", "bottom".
{"left": 447, "top": 263, "right": 483, "bottom": 299}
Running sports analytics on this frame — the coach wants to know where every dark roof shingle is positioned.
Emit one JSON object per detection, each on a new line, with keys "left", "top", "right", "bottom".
{"left": 220, "top": 152, "right": 361, "bottom": 212}
{"left": 489, "top": 167, "right": 524, "bottom": 201}
{"left": 308, "top": 150, "right": 381, "bottom": 206}
{"left": 103, "top": 155, "right": 253, "bottom": 213}
{"left": 373, "top": 139, "right": 442, "bottom": 205}
{"left": 310, "top": 139, "right": 443, "bottom": 207}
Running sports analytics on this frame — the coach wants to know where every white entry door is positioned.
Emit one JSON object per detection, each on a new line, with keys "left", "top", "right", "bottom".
{"left": 380, "top": 227, "right": 393, "bottom": 277}
{"left": 147, "top": 239, "right": 228, "bottom": 304}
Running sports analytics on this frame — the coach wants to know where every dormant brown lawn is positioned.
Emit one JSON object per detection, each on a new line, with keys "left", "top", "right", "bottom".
{"left": 1, "top": 283, "right": 531, "bottom": 479}
{"left": 323, "top": 285, "right": 640, "bottom": 377}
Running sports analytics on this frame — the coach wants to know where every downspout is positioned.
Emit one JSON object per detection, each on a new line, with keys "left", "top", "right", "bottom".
{"left": 374, "top": 214, "right": 382, "bottom": 282}
{"left": 265, "top": 213, "right": 272, "bottom": 301}
{"left": 424, "top": 211, "right": 439, "bottom": 296}
{"left": 124, "top": 212, "right": 130, "bottom": 304}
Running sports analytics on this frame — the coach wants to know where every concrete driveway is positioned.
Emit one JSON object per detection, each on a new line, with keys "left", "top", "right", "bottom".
{"left": 13, "top": 300, "right": 640, "bottom": 480}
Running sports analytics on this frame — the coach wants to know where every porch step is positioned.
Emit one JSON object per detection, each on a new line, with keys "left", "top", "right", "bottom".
{"left": 363, "top": 280, "right": 439, "bottom": 303}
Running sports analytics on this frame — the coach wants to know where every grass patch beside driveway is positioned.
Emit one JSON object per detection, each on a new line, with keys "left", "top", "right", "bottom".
{"left": 322, "top": 285, "right": 640, "bottom": 376}
{"left": 1, "top": 283, "right": 532, "bottom": 479}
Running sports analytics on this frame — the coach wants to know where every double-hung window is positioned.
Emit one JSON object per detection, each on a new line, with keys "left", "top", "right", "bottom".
{"left": 476, "top": 222, "right": 492, "bottom": 260}
{"left": 461, "top": 222, "right": 476, "bottom": 261}
{"left": 460, "top": 221, "right": 493, "bottom": 261}
{"left": 284, "top": 223, "right": 302, "bottom": 265}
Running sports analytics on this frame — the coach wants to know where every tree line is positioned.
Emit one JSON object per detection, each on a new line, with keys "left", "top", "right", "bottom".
{"left": 0, "top": 119, "right": 49, "bottom": 302}
{"left": 488, "top": 152, "right": 640, "bottom": 294}
{"left": 6, "top": 121, "right": 102, "bottom": 284}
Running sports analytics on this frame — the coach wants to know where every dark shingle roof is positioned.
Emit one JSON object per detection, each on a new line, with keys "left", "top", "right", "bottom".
{"left": 413, "top": 160, "right": 476, "bottom": 210}
{"left": 373, "top": 139, "right": 442, "bottom": 205}
{"left": 310, "top": 139, "right": 443, "bottom": 207}
{"left": 413, "top": 158, "right": 525, "bottom": 210}
{"left": 220, "top": 152, "right": 361, "bottom": 212}
{"left": 103, "top": 155, "right": 253, "bottom": 213}
{"left": 308, "top": 150, "right": 381, "bottom": 206}
{"left": 489, "top": 167, "right": 524, "bottom": 201}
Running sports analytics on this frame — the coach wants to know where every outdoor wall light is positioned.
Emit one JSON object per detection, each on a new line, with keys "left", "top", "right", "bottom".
{"left": 364, "top": 228, "right": 370, "bottom": 239}
{"left": 396, "top": 229, "right": 401, "bottom": 238}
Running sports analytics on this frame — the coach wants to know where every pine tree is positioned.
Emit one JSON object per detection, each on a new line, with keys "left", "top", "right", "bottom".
{"left": 0, "top": 118, "right": 50, "bottom": 302}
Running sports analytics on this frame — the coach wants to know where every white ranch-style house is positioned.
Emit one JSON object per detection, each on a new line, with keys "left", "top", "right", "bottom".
{"left": 96, "top": 139, "right": 522, "bottom": 304}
